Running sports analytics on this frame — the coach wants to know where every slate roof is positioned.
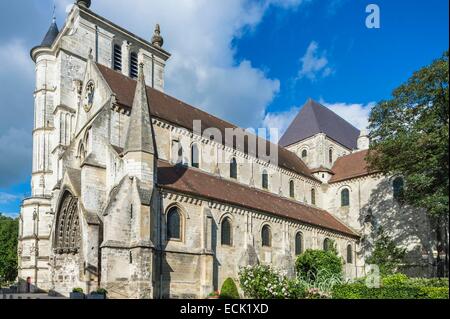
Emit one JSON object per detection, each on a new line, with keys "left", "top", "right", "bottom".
{"left": 40, "top": 21, "right": 59, "bottom": 47}
{"left": 279, "top": 99, "right": 361, "bottom": 150}
{"left": 329, "top": 150, "right": 376, "bottom": 183}
{"left": 96, "top": 63, "right": 317, "bottom": 181}
{"left": 157, "top": 160, "right": 358, "bottom": 238}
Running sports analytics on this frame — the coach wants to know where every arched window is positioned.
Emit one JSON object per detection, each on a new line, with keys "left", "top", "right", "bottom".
{"left": 113, "top": 44, "right": 122, "bottom": 71}
{"left": 323, "top": 238, "right": 331, "bottom": 251}
{"left": 301, "top": 149, "right": 308, "bottom": 159}
{"left": 262, "top": 170, "right": 269, "bottom": 190}
{"left": 191, "top": 144, "right": 199, "bottom": 168}
{"left": 329, "top": 148, "right": 333, "bottom": 164}
{"left": 230, "top": 158, "right": 237, "bottom": 179}
{"left": 295, "top": 232, "right": 303, "bottom": 255}
{"left": 346, "top": 244, "right": 353, "bottom": 263}
{"left": 393, "top": 177, "right": 404, "bottom": 200}
{"left": 341, "top": 189, "right": 350, "bottom": 207}
{"left": 130, "top": 52, "right": 139, "bottom": 78}
{"left": 221, "top": 218, "right": 232, "bottom": 246}
{"left": 261, "top": 225, "right": 272, "bottom": 247}
{"left": 311, "top": 188, "right": 316, "bottom": 205}
{"left": 289, "top": 180, "right": 295, "bottom": 198}
{"left": 167, "top": 207, "right": 182, "bottom": 240}
{"left": 55, "top": 192, "right": 80, "bottom": 254}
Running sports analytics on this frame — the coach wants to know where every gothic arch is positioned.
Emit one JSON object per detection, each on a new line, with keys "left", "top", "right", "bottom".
{"left": 54, "top": 191, "right": 81, "bottom": 254}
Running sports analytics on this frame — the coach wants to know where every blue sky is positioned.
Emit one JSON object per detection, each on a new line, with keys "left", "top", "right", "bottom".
{"left": 0, "top": 0, "right": 448, "bottom": 216}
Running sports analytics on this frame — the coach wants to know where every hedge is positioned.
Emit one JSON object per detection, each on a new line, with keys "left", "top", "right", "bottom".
{"left": 332, "top": 283, "right": 449, "bottom": 299}
{"left": 295, "top": 249, "right": 343, "bottom": 281}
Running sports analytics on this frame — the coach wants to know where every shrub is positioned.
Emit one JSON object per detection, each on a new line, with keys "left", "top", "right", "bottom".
{"left": 220, "top": 278, "right": 240, "bottom": 299}
{"left": 72, "top": 288, "right": 84, "bottom": 293}
{"left": 239, "top": 265, "right": 307, "bottom": 299}
{"left": 295, "top": 249, "right": 343, "bottom": 282}
{"left": 332, "top": 277, "right": 450, "bottom": 299}
{"left": 92, "top": 288, "right": 108, "bottom": 295}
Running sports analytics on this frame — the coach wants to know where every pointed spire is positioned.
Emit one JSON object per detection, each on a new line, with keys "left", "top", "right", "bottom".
{"left": 151, "top": 24, "right": 164, "bottom": 47}
{"left": 124, "top": 63, "right": 155, "bottom": 155}
{"left": 40, "top": 12, "right": 59, "bottom": 47}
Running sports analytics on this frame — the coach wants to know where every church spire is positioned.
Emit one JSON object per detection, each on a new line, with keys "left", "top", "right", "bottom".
{"left": 124, "top": 63, "right": 155, "bottom": 155}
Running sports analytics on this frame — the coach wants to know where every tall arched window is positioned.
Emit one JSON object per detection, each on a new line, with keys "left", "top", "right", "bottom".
{"left": 341, "top": 189, "right": 350, "bottom": 207}
{"left": 329, "top": 148, "right": 333, "bottom": 164}
{"left": 230, "top": 158, "right": 237, "bottom": 179}
{"left": 393, "top": 177, "right": 404, "bottom": 200}
{"left": 262, "top": 170, "right": 269, "bottom": 190}
{"left": 311, "top": 188, "right": 316, "bottom": 205}
{"left": 289, "top": 180, "right": 295, "bottom": 198}
{"left": 262, "top": 225, "right": 272, "bottom": 247}
{"left": 55, "top": 192, "right": 80, "bottom": 254}
{"left": 301, "top": 149, "right": 308, "bottom": 159}
{"left": 221, "top": 218, "right": 232, "bottom": 246}
{"left": 346, "top": 244, "right": 353, "bottom": 263}
{"left": 167, "top": 207, "right": 182, "bottom": 240}
{"left": 130, "top": 52, "right": 138, "bottom": 78}
{"left": 113, "top": 44, "right": 122, "bottom": 71}
{"left": 295, "top": 232, "right": 303, "bottom": 255}
{"left": 323, "top": 238, "right": 331, "bottom": 251}
{"left": 191, "top": 144, "right": 199, "bottom": 168}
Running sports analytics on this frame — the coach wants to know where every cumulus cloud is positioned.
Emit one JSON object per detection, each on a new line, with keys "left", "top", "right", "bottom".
{"left": 298, "top": 41, "right": 333, "bottom": 81}
{"left": 263, "top": 106, "right": 300, "bottom": 137}
{"left": 320, "top": 99, "right": 376, "bottom": 130}
{"left": 0, "top": 39, "right": 34, "bottom": 187}
{"left": 67, "top": 0, "right": 307, "bottom": 128}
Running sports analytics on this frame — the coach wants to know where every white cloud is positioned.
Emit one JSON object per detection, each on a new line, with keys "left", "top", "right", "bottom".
{"left": 298, "top": 41, "right": 333, "bottom": 81}
{"left": 0, "top": 192, "right": 21, "bottom": 205}
{"left": 320, "top": 100, "right": 376, "bottom": 130}
{"left": 64, "top": 0, "right": 307, "bottom": 128}
{"left": 263, "top": 106, "right": 300, "bottom": 137}
{"left": 0, "top": 39, "right": 34, "bottom": 76}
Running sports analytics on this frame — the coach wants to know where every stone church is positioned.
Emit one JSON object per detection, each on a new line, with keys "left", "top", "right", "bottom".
{"left": 17, "top": 0, "right": 435, "bottom": 298}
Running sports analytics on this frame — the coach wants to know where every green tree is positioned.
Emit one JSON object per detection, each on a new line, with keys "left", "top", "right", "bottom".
{"left": 367, "top": 51, "right": 449, "bottom": 276}
{"left": 295, "top": 249, "right": 343, "bottom": 282}
{"left": 220, "top": 277, "right": 240, "bottom": 299}
{"left": 366, "top": 228, "right": 406, "bottom": 276}
{"left": 0, "top": 214, "right": 19, "bottom": 286}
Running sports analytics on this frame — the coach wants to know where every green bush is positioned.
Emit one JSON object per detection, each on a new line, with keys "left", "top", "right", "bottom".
{"left": 72, "top": 288, "right": 84, "bottom": 293}
{"left": 220, "top": 278, "right": 240, "bottom": 299}
{"left": 239, "top": 265, "right": 307, "bottom": 299}
{"left": 295, "top": 249, "right": 343, "bottom": 282}
{"left": 332, "top": 279, "right": 449, "bottom": 299}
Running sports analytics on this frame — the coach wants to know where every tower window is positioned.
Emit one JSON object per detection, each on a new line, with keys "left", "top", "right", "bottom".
{"left": 230, "top": 158, "right": 237, "bottom": 179}
{"left": 262, "top": 225, "right": 272, "bottom": 247}
{"left": 311, "top": 188, "right": 316, "bottom": 205}
{"left": 329, "top": 148, "right": 333, "bottom": 164}
{"left": 341, "top": 189, "right": 350, "bottom": 207}
{"left": 301, "top": 149, "right": 308, "bottom": 159}
{"left": 221, "top": 218, "right": 232, "bottom": 246}
{"left": 113, "top": 44, "right": 122, "bottom": 71}
{"left": 167, "top": 207, "right": 182, "bottom": 240}
{"left": 130, "top": 52, "right": 139, "bottom": 78}
{"left": 262, "top": 170, "right": 269, "bottom": 190}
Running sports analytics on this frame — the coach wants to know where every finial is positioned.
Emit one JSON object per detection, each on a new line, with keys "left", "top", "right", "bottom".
{"left": 151, "top": 24, "right": 164, "bottom": 47}
{"left": 52, "top": 2, "right": 56, "bottom": 24}
{"left": 76, "top": 0, "right": 92, "bottom": 8}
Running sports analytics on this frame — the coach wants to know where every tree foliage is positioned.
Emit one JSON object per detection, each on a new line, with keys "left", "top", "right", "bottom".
{"left": 220, "top": 277, "right": 240, "bottom": 299}
{"left": 366, "top": 228, "right": 406, "bottom": 276}
{"left": 295, "top": 249, "right": 343, "bottom": 282}
{"left": 367, "top": 51, "right": 449, "bottom": 217}
{"left": 0, "top": 214, "right": 19, "bottom": 286}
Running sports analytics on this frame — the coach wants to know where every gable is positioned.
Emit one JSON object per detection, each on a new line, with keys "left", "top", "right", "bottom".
{"left": 279, "top": 99, "right": 360, "bottom": 150}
